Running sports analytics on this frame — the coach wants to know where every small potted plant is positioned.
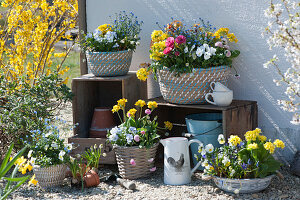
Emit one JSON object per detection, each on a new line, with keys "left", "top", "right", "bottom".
{"left": 195, "top": 128, "right": 285, "bottom": 194}
{"left": 107, "top": 99, "right": 172, "bottom": 179}
{"left": 28, "top": 118, "right": 73, "bottom": 188}
{"left": 81, "top": 11, "right": 143, "bottom": 77}
{"left": 136, "top": 19, "right": 240, "bottom": 104}
{"left": 68, "top": 144, "right": 106, "bottom": 189}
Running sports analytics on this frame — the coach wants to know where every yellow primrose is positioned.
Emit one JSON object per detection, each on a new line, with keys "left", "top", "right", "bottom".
{"left": 147, "top": 101, "right": 158, "bottom": 110}
{"left": 245, "top": 130, "right": 259, "bottom": 142}
{"left": 117, "top": 98, "right": 128, "bottom": 107}
{"left": 258, "top": 135, "right": 267, "bottom": 142}
{"left": 273, "top": 139, "right": 285, "bottom": 149}
{"left": 97, "top": 24, "right": 112, "bottom": 35}
{"left": 264, "top": 142, "right": 275, "bottom": 154}
{"left": 112, "top": 105, "right": 121, "bottom": 113}
{"left": 164, "top": 121, "right": 173, "bottom": 131}
{"left": 135, "top": 99, "right": 146, "bottom": 108}
{"left": 127, "top": 108, "right": 137, "bottom": 117}
{"left": 136, "top": 68, "right": 150, "bottom": 81}
{"left": 247, "top": 143, "right": 258, "bottom": 150}
{"left": 228, "top": 135, "right": 242, "bottom": 146}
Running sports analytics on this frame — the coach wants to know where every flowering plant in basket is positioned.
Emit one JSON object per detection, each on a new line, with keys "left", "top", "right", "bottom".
{"left": 137, "top": 19, "right": 240, "bottom": 79}
{"left": 26, "top": 118, "right": 72, "bottom": 167}
{"left": 196, "top": 128, "right": 285, "bottom": 179}
{"left": 107, "top": 99, "right": 173, "bottom": 148}
{"left": 81, "top": 11, "right": 143, "bottom": 52}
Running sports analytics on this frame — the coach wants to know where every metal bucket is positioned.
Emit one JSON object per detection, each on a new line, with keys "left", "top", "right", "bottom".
{"left": 185, "top": 113, "right": 223, "bottom": 170}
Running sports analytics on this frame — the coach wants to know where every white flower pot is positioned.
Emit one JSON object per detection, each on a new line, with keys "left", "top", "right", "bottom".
{"left": 213, "top": 175, "right": 275, "bottom": 194}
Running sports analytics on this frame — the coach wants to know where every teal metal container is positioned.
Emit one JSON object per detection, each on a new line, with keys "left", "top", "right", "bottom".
{"left": 185, "top": 113, "right": 223, "bottom": 170}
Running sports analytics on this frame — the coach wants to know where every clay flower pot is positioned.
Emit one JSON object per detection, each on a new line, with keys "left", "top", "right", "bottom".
{"left": 84, "top": 169, "right": 100, "bottom": 188}
{"left": 90, "top": 107, "right": 115, "bottom": 138}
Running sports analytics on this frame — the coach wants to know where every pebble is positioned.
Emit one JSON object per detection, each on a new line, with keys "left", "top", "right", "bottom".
{"left": 252, "top": 194, "right": 259, "bottom": 198}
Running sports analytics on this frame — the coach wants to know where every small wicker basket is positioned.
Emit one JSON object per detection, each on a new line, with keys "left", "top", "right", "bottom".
{"left": 33, "top": 164, "right": 67, "bottom": 188}
{"left": 86, "top": 50, "right": 133, "bottom": 77}
{"left": 114, "top": 143, "right": 159, "bottom": 180}
{"left": 157, "top": 66, "right": 230, "bottom": 104}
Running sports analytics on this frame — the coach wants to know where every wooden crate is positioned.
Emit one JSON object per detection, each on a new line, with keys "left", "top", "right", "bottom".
{"left": 150, "top": 97, "right": 258, "bottom": 163}
{"left": 68, "top": 135, "right": 116, "bottom": 164}
{"left": 151, "top": 97, "right": 258, "bottom": 139}
{"left": 72, "top": 72, "right": 147, "bottom": 138}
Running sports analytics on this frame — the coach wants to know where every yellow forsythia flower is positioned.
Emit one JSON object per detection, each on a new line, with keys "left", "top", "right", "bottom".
{"left": 147, "top": 101, "right": 158, "bottom": 110}
{"left": 247, "top": 143, "right": 258, "bottom": 150}
{"left": 28, "top": 174, "right": 38, "bottom": 186}
{"left": 135, "top": 100, "right": 146, "bottom": 107}
{"left": 112, "top": 105, "right": 120, "bottom": 113}
{"left": 117, "top": 98, "right": 128, "bottom": 107}
{"left": 54, "top": 52, "right": 67, "bottom": 57}
{"left": 127, "top": 108, "right": 137, "bottom": 117}
{"left": 264, "top": 142, "right": 275, "bottom": 154}
{"left": 228, "top": 135, "right": 242, "bottom": 146}
{"left": 62, "top": 77, "right": 69, "bottom": 84}
{"left": 273, "top": 139, "right": 285, "bottom": 149}
{"left": 164, "top": 121, "right": 173, "bottom": 131}
{"left": 136, "top": 68, "right": 150, "bottom": 81}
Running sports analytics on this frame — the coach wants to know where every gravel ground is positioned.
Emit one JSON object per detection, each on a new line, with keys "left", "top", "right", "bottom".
{"left": 2, "top": 167, "right": 300, "bottom": 200}
{"left": 2, "top": 103, "right": 300, "bottom": 200}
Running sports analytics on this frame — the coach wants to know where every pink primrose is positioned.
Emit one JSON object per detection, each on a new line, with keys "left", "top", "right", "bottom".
{"left": 174, "top": 51, "right": 180, "bottom": 56}
{"left": 150, "top": 167, "right": 156, "bottom": 172}
{"left": 175, "top": 35, "right": 186, "bottom": 44}
{"left": 141, "top": 130, "right": 146, "bottom": 135}
{"left": 225, "top": 50, "right": 231, "bottom": 57}
{"left": 215, "top": 41, "right": 223, "bottom": 48}
{"left": 145, "top": 109, "right": 151, "bottom": 115}
{"left": 130, "top": 159, "right": 136, "bottom": 166}
{"left": 165, "top": 37, "right": 175, "bottom": 48}
{"left": 163, "top": 47, "right": 173, "bottom": 55}
{"left": 134, "top": 135, "right": 140, "bottom": 142}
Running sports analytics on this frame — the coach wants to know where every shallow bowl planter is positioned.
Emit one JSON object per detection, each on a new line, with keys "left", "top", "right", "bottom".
{"left": 213, "top": 175, "right": 275, "bottom": 194}
{"left": 114, "top": 143, "right": 159, "bottom": 180}
{"left": 157, "top": 66, "right": 230, "bottom": 104}
{"left": 86, "top": 50, "right": 133, "bottom": 77}
{"left": 33, "top": 164, "right": 67, "bottom": 188}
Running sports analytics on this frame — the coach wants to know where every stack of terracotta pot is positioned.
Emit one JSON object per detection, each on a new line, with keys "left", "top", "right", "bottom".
{"left": 89, "top": 107, "right": 115, "bottom": 138}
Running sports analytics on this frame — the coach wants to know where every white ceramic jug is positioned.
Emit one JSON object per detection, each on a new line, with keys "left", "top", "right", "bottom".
{"left": 160, "top": 137, "right": 202, "bottom": 185}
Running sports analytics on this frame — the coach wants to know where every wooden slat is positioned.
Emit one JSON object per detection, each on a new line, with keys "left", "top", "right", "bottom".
{"left": 78, "top": 0, "right": 87, "bottom": 75}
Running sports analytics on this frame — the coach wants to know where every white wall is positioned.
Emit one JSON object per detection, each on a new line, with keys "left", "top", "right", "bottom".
{"left": 86, "top": 0, "right": 299, "bottom": 163}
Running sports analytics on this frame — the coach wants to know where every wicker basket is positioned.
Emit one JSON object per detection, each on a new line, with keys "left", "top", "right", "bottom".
{"left": 33, "top": 164, "right": 67, "bottom": 188}
{"left": 114, "top": 143, "right": 159, "bottom": 179}
{"left": 86, "top": 50, "right": 133, "bottom": 77}
{"left": 157, "top": 66, "right": 230, "bottom": 104}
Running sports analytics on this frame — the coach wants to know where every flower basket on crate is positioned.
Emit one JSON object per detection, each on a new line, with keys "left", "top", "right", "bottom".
{"left": 107, "top": 98, "right": 172, "bottom": 179}
{"left": 81, "top": 11, "right": 142, "bottom": 77}
{"left": 33, "top": 164, "right": 67, "bottom": 188}
{"left": 114, "top": 143, "right": 159, "bottom": 179}
{"left": 86, "top": 50, "right": 133, "bottom": 77}
{"left": 136, "top": 20, "right": 240, "bottom": 104}
{"left": 157, "top": 66, "right": 230, "bottom": 104}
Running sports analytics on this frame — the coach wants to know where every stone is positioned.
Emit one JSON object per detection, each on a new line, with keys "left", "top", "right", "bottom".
{"left": 252, "top": 194, "right": 259, "bottom": 198}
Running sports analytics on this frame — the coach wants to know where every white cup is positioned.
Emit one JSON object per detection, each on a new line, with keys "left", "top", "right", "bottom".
{"left": 205, "top": 90, "right": 233, "bottom": 106}
{"left": 210, "top": 82, "right": 230, "bottom": 92}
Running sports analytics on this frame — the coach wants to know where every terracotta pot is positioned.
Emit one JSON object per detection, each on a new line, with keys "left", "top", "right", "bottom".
{"left": 84, "top": 169, "right": 100, "bottom": 188}
{"left": 90, "top": 107, "right": 115, "bottom": 138}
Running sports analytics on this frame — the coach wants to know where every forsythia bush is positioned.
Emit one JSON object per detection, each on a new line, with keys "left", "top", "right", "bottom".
{"left": 0, "top": 0, "right": 78, "bottom": 155}
{"left": 0, "top": 0, "right": 78, "bottom": 83}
